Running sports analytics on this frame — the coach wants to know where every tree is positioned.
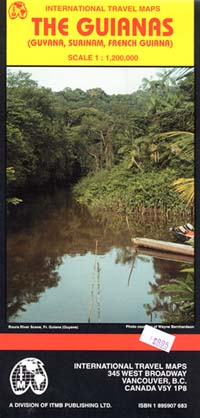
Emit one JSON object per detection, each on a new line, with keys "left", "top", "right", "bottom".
{"left": 7, "top": 167, "right": 22, "bottom": 206}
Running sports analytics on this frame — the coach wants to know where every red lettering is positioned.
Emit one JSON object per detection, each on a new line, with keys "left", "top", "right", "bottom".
{"left": 58, "top": 18, "right": 69, "bottom": 35}
{"left": 110, "top": 18, "right": 116, "bottom": 36}
{"left": 43, "top": 18, "right": 56, "bottom": 35}
{"left": 118, "top": 18, "right": 130, "bottom": 36}
{"left": 32, "top": 18, "right": 42, "bottom": 35}
{"left": 96, "top": 18, "right": 109, "bottom": 36}
{"left": 32, "top": 17, "right": 69, "bottom": 36}
{"left": 31, "top": 16, "right": 174, "bottom": 37}
{"left": 149, "top": 18, "right": 161, "bottom": 36}
{"left": 163, "top": 18, "right": 174, "bottom": 36}
{"left": 132, "top": 18, "right": 146, "bottom": 36}
{"left": 77, "top": 18, "right": 94, "bottom": 36}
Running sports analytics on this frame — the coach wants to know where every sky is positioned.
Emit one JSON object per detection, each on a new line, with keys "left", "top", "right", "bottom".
{"left": 7, "top": 67, "right": 169, "bottom": 95}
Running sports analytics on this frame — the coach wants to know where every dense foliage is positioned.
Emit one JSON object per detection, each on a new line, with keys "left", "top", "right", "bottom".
{"left": 74, "top": 166, "right": 189, "bottom": 213}
{"left": 7, "top": 69, "right": 194, "bottom": 212}
{"left": 145, "top": 266, "right": 194, "bottom": 323}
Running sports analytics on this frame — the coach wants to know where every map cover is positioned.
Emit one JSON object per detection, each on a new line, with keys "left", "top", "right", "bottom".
{"left": 0, "top": 0, "right": 200, "bottom": 417}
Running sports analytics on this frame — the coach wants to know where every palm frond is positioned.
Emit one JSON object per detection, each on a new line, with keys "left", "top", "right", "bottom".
{"left": 156, "top": 131, "right": 194, "bottom": 160}
{"left": 172, "top": 177, "right": 194, "bottom": 206}
{"left": 167, "top": 68, "right": 194, "bottom": 80}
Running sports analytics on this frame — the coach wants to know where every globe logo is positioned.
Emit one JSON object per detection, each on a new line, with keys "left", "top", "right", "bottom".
{"left": 10, "top": 358, "right": 48, "bottom": 395}
{"left": 8, "top": 2, "right": 28, "bottom": 20}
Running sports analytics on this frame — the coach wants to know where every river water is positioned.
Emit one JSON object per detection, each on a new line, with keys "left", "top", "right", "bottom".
{"left": 7, "top": 190, "right": 194, "bottom": 324}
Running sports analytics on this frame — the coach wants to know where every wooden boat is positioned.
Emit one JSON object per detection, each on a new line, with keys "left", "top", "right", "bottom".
{"left": 132, "top": 237, "right": 194, "bottom": 257}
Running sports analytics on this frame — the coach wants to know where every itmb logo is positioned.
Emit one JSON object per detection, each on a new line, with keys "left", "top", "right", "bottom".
{"left": 8, "top": 2, "right": 28, "bottom": 19}
{"left": 10, "top": 358, "right": 48, "bottom": 395}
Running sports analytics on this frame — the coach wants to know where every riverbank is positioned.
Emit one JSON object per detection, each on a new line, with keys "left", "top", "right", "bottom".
{"left": 74, "top": 165, "right": 193, "bottom": 216}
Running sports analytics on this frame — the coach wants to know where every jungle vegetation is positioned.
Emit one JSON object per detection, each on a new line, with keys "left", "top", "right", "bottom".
{"left": 7, "top": 68, "right": 194, "bottom": 214}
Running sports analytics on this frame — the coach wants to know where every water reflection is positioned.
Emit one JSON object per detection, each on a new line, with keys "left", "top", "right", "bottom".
{"left": 7, "top": 190, "right": 194, "bottom": 323}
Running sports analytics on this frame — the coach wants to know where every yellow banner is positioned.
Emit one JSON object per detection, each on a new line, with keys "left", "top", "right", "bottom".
{"left": 7, "top": 0, "right": 194, "bottom": 66}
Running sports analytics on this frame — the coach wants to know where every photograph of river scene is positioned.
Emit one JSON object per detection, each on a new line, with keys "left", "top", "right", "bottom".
{"left": 7, "top": 67, "right": 194, "bottom": 324}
